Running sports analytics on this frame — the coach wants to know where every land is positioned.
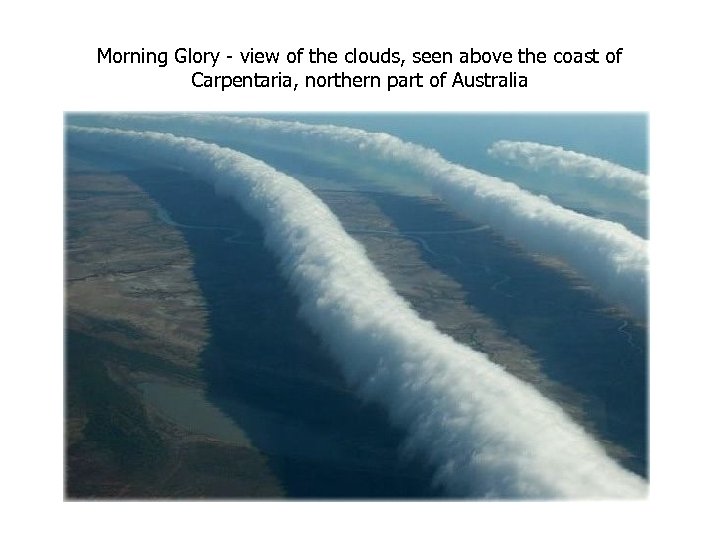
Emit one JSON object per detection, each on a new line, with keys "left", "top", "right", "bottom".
{"left": 316, "top": 188, "right": 641, "bottom": 468}
{"left": 65, "top": 149, "right": 645, "bottom": 496}
{"left": 65, "top": 169, "right": 283, "bottom": 498}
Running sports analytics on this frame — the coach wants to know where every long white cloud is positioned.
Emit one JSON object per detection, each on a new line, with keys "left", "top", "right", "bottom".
{"left": 71, "top": 114, "right": 647, "bottom": 319}
{"left": 488, "top": 140, "right": 648, "bottom": 199}
{"left": 67, "top": 125, "right": 646, "bottom": 498}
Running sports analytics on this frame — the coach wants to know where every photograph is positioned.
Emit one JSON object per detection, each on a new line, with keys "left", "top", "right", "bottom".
{"left": 65, "top": 113, "right": 647, "bottom": 499}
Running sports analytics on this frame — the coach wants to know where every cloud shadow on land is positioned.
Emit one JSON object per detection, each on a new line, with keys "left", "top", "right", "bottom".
{"left": 363, "top": 191, "right": 647, "bottom": 478}
{"left": 126, "top": 167, "right": 441, "bottom": 499}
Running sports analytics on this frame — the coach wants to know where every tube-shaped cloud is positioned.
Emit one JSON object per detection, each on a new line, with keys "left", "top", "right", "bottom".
{"left": 67, "top": 125, "right": 646, "bottom": 498}
{"left": 70, "top": 114, "right": 647, "bottom": 319}
{"left": 487, "top": 140, "right": 648, "bottom": 198}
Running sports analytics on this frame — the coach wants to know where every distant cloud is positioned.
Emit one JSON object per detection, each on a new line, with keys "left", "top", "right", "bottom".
{"left": 488, "top": 140, "right": 648, "bottom": 199}
{"left": 67, "top": 125, "right": 647, "bottom": 498}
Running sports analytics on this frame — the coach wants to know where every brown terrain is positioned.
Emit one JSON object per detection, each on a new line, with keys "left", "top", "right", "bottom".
{"left": 65, "top": 170, "right": 283, "bottom": 498}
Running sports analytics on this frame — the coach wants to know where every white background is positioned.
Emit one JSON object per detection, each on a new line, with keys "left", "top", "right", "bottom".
{"left": 3, "top": 1, "right": 718, "bottom": 538}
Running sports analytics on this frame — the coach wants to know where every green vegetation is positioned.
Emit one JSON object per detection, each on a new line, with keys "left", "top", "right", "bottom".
{"left": 66, "top": 331, "right": 169, "bottom": 497}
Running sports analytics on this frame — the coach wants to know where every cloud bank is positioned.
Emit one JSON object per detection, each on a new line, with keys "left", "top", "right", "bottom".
{"left": 488, "top": 139, "right": 648, "bottom": 199}
{"left": 68, "top": 125, "right": 646, "bottom": 498}
{"left": 71, "top": 114, "right": 647, "bottom": 319}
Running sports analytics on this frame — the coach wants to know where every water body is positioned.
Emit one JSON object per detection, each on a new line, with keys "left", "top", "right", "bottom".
{"left": 261, "top": 113, "right": 648, "bottom": 173}
{"left": 213, "top": 113, "right": 648, "bottom": 236}
{"left": 139, "top": 382, "right": 251, "bottom": 446}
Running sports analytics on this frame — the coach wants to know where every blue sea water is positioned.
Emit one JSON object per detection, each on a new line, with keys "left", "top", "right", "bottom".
{"left": 267, "top": 113, "right": 647, "bottom": 172}
{"left": 236, "top": 113, "right": 648, "bottom": 236}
